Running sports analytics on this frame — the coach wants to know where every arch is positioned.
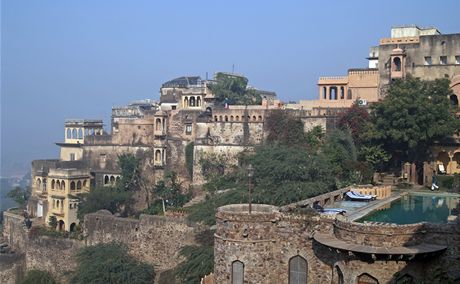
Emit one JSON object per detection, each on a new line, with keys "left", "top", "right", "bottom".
{"left": 184, "top": 96, "right": 189, "bottom": 107}
{"left": 357, "top": 273, "right": 378, "bottom": 284}
{"left": 56, "top": 200, "right": 60, "bottom": 209}
{"left": 155, "top": 118, "right": 162, "bottom": 131}
{"left": 58, "top": 220, "right": 65, "bottom": 232}
{"left": 78, "top": 128, "right": 83, "bottom": 139}
{"left": 197, "top": 96, "right": 201, "bottom": 107}
{"left": 110, "top": 176, "right": 115, "bottom": 183}
{"left": 83, "top": 180, "right": 87, "bottom": 188}
{"left": 51, "top": 179, "right": 55, "bottom": 190}
{"left": 340, "top": 87, "right": 345, "bottom": 99}
{"left": 61, "top": 181, "right": 65, "bottom": 190}
{"left": 347, "top": 89, "right": 352, "bottom": 100}
{"left": 72, "top": 128, "right": 77, "bottom": 139}
{"left": 236, "top": 115, "right": 239, "bottom": 121}
{"left": 230, "top": 115, "right": 234, "bottom": 121}
{"left": 436, "top": 151, "right": 450, "bottom": 173}
{"left": 225, "top": 115, "right": 229, "bottom": 122}
{"left": 214, "top": 116, "right": 218, "bottom": 122}
{"left": 289, "top": 255, "right": 307, "bottom": 284}
{"left": 36, "top": 178, "right": 42, "bottom": 190}
{"left": 323, "top": 86, "right": 327, "bottom": 99}
{"left": 190, "top": 96, "right": 196, "bottom": 107}
{"left": 453, "top": 152, "right": 460, "bottom": 169}
{"left": 258, "top": 115, "right": 263, "bottom": 121}
{"left": 252, "top": 116, "right": 257, "bottom": 121}
{"left": 70, "top": 223, "right": 76, "bottom": 232}
{"left": 393, "top": 57, "right": 401, "bottom": 72}
{"left": 231, "top": 260, "right": 244, "bottom": 284}
{"left": 104, "top": 175, "right": 109, "bottom": 185}
{"left": 77, "top": 180, "right": 82, "bottom": 190}
{"left": 330, "top": 87, "right": 338, "bottom": 100}
{"left": 155, "top": 150, "right": 162, "bottom": 162}
{"left": 70, "top": 181, "right": 76, "bottom": 190}
{"left": 56, "top": 180, "right": 61, "bottom": 190}
{"left": 219, "top": 115, "right": 223, "bottom": 121}
{"left": 334, "top": 265, "right": 344, "bottom": 284}
{"left": 66, "top": 128, "right": 71, "bottom": 139}
{"left": 450, "top": 94, "right": 458, "bottom": 106}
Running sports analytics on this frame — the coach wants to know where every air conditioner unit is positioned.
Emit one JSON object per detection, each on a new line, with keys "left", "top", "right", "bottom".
{"left": 357, "top": 99, "right": 367, "bottom": 106}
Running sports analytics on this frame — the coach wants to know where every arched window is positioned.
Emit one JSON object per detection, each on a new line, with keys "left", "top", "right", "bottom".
{"left": 72, "top": 129, "right": 77, "bottom": 139}
{"left": 67, "top": 128, "right": 71, "bottom": 139}
{"left": 42, "top": 178, "right": 47, "bottom": 191}
{"left": 184, "top": 97, "right": 188, "bottom": 107}
{"left": 214, "top": 116, "right": 218, "bottom": 122}
{"left": 190, "top": 96, "right": 196, "bottom": 107}
{"left": 36, "top": 178, "right": 41, "bottom": 189}
{"left": 56, "top": 180, "right": 61, "bottom": 190}
{"left": 155, "top": 150, "right": 162, "bottom": 162}
{"left": 56, "top": 200, "right": 60, "bottom": 209}
{"left": 347, "top": 89, "right": 352, "bottom": 100}
{"left": 323, "top": 86, "right": 327, "bottom": 99}
{"left": 77, "top": 181, "right": 82, "bottom": 190}
{"left": 289, "top": 255, "right": 307, "bottom": 284}
{"left": 51, "top": 179, "right": 55, "bottom": 190}
{"left": 225, "top": 116, "right": 229, "bottom": 122}
{"left": 258, "top": 116, "right": 262, "bottom": 121}
{"left": 219, "top": 115, "right": 223, "bottom": 121}
{"left": 450, "top": 94, "right": 458, "bottom": 106}
{"left": 78, "top": 128, "right": 83, "bottom": 139}
{"left": 357, "top": 273, "right": 378, "bottom": 284}
{"left": 70, "top": 181, "right": 76, "bottom": 190}
{"left": 252, "top": 116, "right": 257, "bottom": 121}
{"left": 393, "top": 57, "right": 401, "bottom": 72}
{"left": 232, "top": 260, "right": 244, "bottom": 284}
{"left": 236, "top": 115, "right": 239, "bottom": 121}
{"left": 156, "top": 118, "right": 162, "bottom": 131}
{"left": 340, "top": 87, "right": 345, "bottom": 99}
{"left": 110, "top": 176, "right": 115, "bottom": 184}
{"left": 83, "top": 180, "right": 87, "bottom": 188}
{"left": 230, "top": 115, "right": 234, "bottom": 121}
{"left": 104, "top": 175, "right": 109, "bottom": 185}
{"left": 197, "top": 96, "right": 201, "bottom": 107}
{"left": 61, "top": 181, "right": 65, "bottom": 190}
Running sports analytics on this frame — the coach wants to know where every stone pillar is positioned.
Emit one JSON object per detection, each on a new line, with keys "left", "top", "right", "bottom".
{"left": 326, "top": 86, "right": 330, "bottom": 100}
{"left": 319, "top": 86, "right": 323, "bottom": 100}
{"left": 448, "top": 154, "right": 453, "bottom": 175}
{"left": 402, "top": 162, "right": 411, "bottom": 182}
{"left": 410, "top": 163, "right": 417, "bottom": 184}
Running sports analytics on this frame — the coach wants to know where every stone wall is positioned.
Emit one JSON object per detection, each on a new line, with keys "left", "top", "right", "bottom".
{"left": 84, "top": 210, "right": 206, "bottom": 271}
{"left": 214, "top": 203, "right": 460, "bottom": 283}
{"left": 0, "top": 254, "right": 25, "bottom": 284}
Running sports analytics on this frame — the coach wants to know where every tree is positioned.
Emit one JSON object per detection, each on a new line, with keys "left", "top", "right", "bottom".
{"left": 153, "top": 171, "right": 191, "bottom": 208}
{"left": 367, "top": 77, "right": 459, "bottom": 164}
{"left": 264, "top": 110, "right": 308, "bottom": 147}
{"left": 20, "top": 269, "right": 57, "bottom": 284}
{"left": 7, "top": 186, "right": 30, "bottom": 208}
{"left": 70, "top": 243, "right": 155, "bottom": 284}
{"left": 48, "top": 216, "right": 58, "bottom": 229}
{"left": 117, "top": 154, "right": 141, "bottom": 192}
{"left": 337, "top": 103, "right": 370, "bottom": 146}
{"left": 209, "top": 72, "right": 261, "bottom": 106}
{"left": 77, "top": 187, "right": 133, "bottom": 219}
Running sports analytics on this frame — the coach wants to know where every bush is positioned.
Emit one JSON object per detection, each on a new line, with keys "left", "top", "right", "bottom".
{"left": 70, "top": 243, "right": 154, "bottom": 284}
{"left": 20, "top": 269, "right": 57, "bottom": 284}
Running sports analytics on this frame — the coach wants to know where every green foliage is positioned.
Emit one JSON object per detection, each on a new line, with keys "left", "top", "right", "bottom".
{"left": 117, "top": 154, "right": 141, "bottom": 191}
{"left": 209, "top": 72, "right": 261, "bottom": 106}
{"left": 337, "top": 103, "right": 370, "bottom": 146}
{"left": 6, "top": 186, "right": 29, "bottom": 208}
{"left": 71, "top": 243, "right": 155, "bottom": 284}
{"left": 185, "top": 142, "right": 194, "bottom": 178}
{"left": 143, "top": 199, "right": 164, "bottom": 215}
{"left": 20, "top": 269, "right": 58, "bottom": 284}
{"left": 153, "top": 171, "right": 191, "bottom": 208}
{"left": 77, "top": 187, "right": 133, "bottom": 219}
{"left": 305, "top": 125, "right": 325, "bottom": 151}
{"left": 359, "top": 144, "right": 391, "bottom": 172}
{"left": 367, "top": 77, "right": 459, "bottom": 163}
{"left": 175, "top": 245, "right": 214, "bottom": 284}
{"left": 48, "top": 216, "right": 58, "bottom": 229}
{"left": 264, "top": 110, "right": 308, "bottom": 147}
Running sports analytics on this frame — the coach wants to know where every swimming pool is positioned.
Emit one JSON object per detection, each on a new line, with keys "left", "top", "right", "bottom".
{"left": 357, "top": 193, "right": 459, "bottom": 224}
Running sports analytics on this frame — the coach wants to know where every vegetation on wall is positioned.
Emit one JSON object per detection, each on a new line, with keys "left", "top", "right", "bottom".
{"left": 70, "top": 243, "right": 155, "bottom": 284}
{"left": 185, "top": 142, "right": 194, "bottom": 179}
{"left": 209, "top": 72, "right": 262, "bottom": 106}
{"left": 20, "top": 269, "right": 58, "bottom": 284}
{"left": 6, "top": 186, "right": 30, "bottom": 208}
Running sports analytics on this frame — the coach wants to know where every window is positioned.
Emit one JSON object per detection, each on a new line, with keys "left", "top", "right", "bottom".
{"left": 70, "top": 153, "right": 75, "bottom": 161}
{"left": 424, "top": 56, "right": 432, "bottom": 65}
{"left": 440, "top": 56, "right": 447, "bottom": 65}
{"left": 393, "top": 57, "right": 401, "bottom": 71}
{"left": 455, "top": 56, "right": 460, "bottom": 64}
{"left": 232, "top": 261, "right": 244, "bottom": 284}
{"left": 289, "top": 255, "right": 307, "bottom": 284}
{"left": 67, "top": 128, "right": 71, "bottom": 139}
{"left": 185, "top": 124, "right": 192, "bottom": 135}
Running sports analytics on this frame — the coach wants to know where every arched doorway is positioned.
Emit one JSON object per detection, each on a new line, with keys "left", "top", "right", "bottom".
{"left": 393, "top": 57, "right": 401, "bottom": 71}
{"left": 231, "top": 260, "right": 244, "bottom": 284}
{"left": 450, "top": 94, "right": 458, "bottom": 106}
{"left": 357, "top": 273, "right": 378, "bottom": 284}
{"left": 70, "top": 223, "right": 76, "bottom": 232}
{"left": 437, "top": 151, "right": 450, "bottom": 173}
{"left": 334, "top": 265, "right": 344, "bottom": 284}
{"left": 58, "top": 220, "right": 65, "bottom": 232}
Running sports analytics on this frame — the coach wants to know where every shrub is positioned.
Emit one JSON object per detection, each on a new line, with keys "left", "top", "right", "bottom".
{"left": 20, "top": 269, "right": 57, "bottom": 284}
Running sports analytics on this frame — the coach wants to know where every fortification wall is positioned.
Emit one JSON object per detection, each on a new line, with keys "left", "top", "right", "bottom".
{"left": 0, "top": 254, "right": 25, "bottom": 284}
{"left": 84, "top": 211, "right": 205, "bottom": 271}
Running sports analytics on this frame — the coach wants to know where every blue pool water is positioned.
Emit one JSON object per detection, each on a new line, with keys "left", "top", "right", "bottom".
{"left": 357, "top": 193, "right": 459, "bottom": 224}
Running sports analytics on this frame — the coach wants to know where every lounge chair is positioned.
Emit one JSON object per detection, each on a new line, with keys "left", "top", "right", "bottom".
{"left": 351, "top": 191, "right": 377, "bottom": 199}
{"left": 312, "top": 201, "right": 346, "bottom": 214}
{"left": 438, "top": 164, "right": 447, "bottom": 175}
{"left": 346, "top": 191, "right": 374, "bottom": 201}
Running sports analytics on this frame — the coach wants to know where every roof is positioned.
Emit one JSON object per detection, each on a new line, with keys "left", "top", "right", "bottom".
{"left": 162, "top": 76, "right": 202, "bottom": 88}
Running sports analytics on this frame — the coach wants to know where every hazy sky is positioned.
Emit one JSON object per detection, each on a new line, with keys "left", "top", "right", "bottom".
{"left": 1, "top": 0, "right": 460, "bottom": 176}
